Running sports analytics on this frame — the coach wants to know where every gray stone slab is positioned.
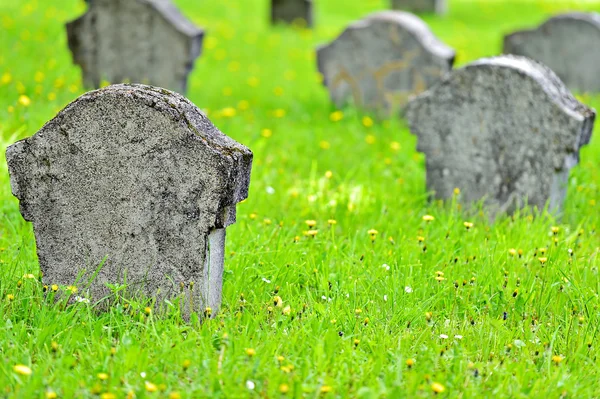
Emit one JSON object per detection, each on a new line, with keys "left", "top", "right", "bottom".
{"left": 405, "top": 55, "right": 595, "bottom": 215}
{"left": 271, "top": 0, "right": 313, "bottom": 27}
{"left": 66, "top": 0, "right": 204, "bottom": 94}
{"left": 504, "top": 12, "right": 600, "bottom": 93}
{"left": 317, "top": 11, "right": 455, "bottom": 116}
{"left": 6, "top": 84, "right": 253, "bottom": 316}
{"left": 391, "top": 0, "right": 446, "bottom": 14}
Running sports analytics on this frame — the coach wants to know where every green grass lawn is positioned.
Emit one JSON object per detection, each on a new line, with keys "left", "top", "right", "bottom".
{"left": 1, "top": 0, "right": 599, "bottom": 397}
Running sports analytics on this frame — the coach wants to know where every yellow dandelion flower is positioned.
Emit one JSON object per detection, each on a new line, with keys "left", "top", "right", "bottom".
{"left": 329, "top": 110, "right": 343, "bottom": 122}
{"left": 508, "top": 248, "right": 517, "bottom": 256}
{"left": 417, "top": 236, "right": 425, "bottom": 242}
{"left": 18, "top": 95, "right": 31, "bottom": 107}
{"left": 145, "top": 381, "right": 157, "bottom": 392}
{"left": 1, "top": 72, "right": 12, "bottom": 85}
{"left": 274, "top": 108, "right": 286, "bottom": 118}
{"left": 304, "top": 230, "right": 318, "bottom": 237}
{"left": 327, "top": 219, "right": 337, "bottom": 225}
{"left": 51, "top": 284, "right": 58, "bottom": 292}
{"left": 552, "top": 355, "right": 563, "bottom": 364}
{"left": 277, "top": 355, "right": 285, "bottom": 362}
{"left": 7, "top": 294, "right": 14, "bottom": 301}
{"left": 365, "top": 134, "right": 376, "bottom": 144}
{"left": 273, "top": 296, "right": 283, "bottom": 307}
{"left": 67, "top": 285, "right": 77, "bottom": 294}
{"left": 261, "top": 128, "right": 272, "bottom": 138}
{"left": 453, "top": 187, "right": 461, "bottom": 195}
{"left": 13, "top": 364, "right": 32, "bottom": 376}
{"left": 245, "top": 348, "right": 256, "bottom": 357}
{"left": 237, "top": 100, "right": 250, "bottom": 110}
{"left": 353, "top": 339, "right": 360, "bottom": 347}
{"left": 100, "top": 393, "right": 116, "bottom": 399}
{"left": 551, "top": 226, "right": 560, "bottom": 234}
{"left": 425, "top": 312, "right": 433, "bottom": 321}
{"left": 435, "top": 276, "right": 446, "bottom": 282}
{"left": 221, "top": 107, "right": 236, "bottom": 118}
{"left": 325, "top": 170, "right": 333, "bottom": 179}
{"left": 355, "top": 308, "right": 362, "bottom": 315}
{"left": 204, "top": 307, "right": 212, "bottom": 317}
{"left": 406, "top": 358, "right": 415, "bottom": 368}
{"left": 97, "top": 372, "right": 109, "bottom": 380}
{"left": 463, "top": 221, "right": 474, "bottom": 229}
{"left": 422, "top": 214, "right": 435, "bottom": 222}
{"left": 538, "top": 257, "right": 548, "bottom": 264}
{"left": 390, "top": 141, "right": 401, "bottom": 151}
{"left": 431, "top": 382, "right": 445, "bottom": 393}
{"left": 362, "top": 116, "right": 373, "bottom": 127}
{"left": 247, "top": 76, "right": 260, "bottom": 87}
{"left": 320, "top": 385, "right": 333, "bottom": 393}
{"left": 282, "top": 305, "right": 292, "bottom": 315}
{"left": 23, "top": 273, "right": 35, "bottom": 279}
{"left": 279, "top": 384, "right": 289, "bottom": 393}
{"left": 168, "top": 392, "right": 181, "bottom": 399}
{"left": 305, "top": 220, "right": 317, "bottom": 227}
{"left": 144, "top": 307, "right": 152, "bottom": 315}
{"left": 46, "top": 390, "right": 57, "bottom": 399}
{"left": 319, "top": 140, "right": 330, "bottom": 149}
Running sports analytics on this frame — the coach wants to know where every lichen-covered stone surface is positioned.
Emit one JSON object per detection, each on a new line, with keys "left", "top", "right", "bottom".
{"left": 405, "top": 55, "right": 595, "bottom": 215}
{"left": 317, "top": 11, "right": 454, "bottom": 116}
{"left": 391, "top": 0, "right": 446, "bottom": 14}
{"left": 6, "top": 84, "right": 253, "bottom": 316}
{"left": 67, "top": 0, "right": 204, "bottom": 94}
{"left": 504, "top": 12, "right": 600, "bottom": 93}
{"left": 271, "top": 0, "right": 313, "bottom": 27}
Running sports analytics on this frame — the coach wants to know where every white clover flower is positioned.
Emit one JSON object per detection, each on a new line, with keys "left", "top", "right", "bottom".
{"left": 405, "top": 286, "right": 413, "bottom": 293}
{"left": 439, "top": 334, "right": 448, "bottom": 339}
{"left": 246, "top": 380, "right": 255, "bottom": 390}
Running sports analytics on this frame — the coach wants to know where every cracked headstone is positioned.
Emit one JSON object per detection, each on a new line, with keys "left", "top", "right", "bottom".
{"left": 271, "top": 0, "right": 313, "bottom": 27}
{"left": 391, "top": 0, "right": 446, "bottom": 14}
{"left": 504, "top": 12, "right": 600, "bottom": 92}
{"left": 405, "top": 55, "right": 595, "bottom": 215}
{"left": 67, "top": 0, "right": 204, "bottom": 94}
{"left": 6, "top": 84, "right": 253, "bottom": 316}
{"left": 317, "top": 11, "right": 455, "bottom": 116}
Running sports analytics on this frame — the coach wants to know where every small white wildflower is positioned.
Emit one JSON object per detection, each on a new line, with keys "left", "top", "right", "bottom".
{"left": 74, "top": 296, "right": 90, "bottom": 304}
{"left": 383, "top": 295, "right": 388, "bottom": 302}
{"left": 246, "top": 380, "right": 255, "bottom": 390}
{"left": 404, "top": 286, "right": 413, "bottom": 293}
{"left": 514, "top": 340, "right": 526, "bottom": 348}
{"left": 454, "top": 335, "right": 463, "bottom": 340}
{"left": 140, "top": 372, "right": 147, "bottom": 378}
{"left": 439, "top": 334, "right": 448, "bottom": 339}
{"left": 266, "top": 186, "right": 275, "bottom": 195}
{"left": 261, "top": 277, "right": 271, "bottom": 284}
{"left": 382, "top": 263, "right": 390, "bottom": 271}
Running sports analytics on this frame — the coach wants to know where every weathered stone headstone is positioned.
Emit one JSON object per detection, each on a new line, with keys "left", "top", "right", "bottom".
{"left": 317, "top": 11, "right": 455, "bottom": 116}
{"left": 271, "top": 0, "right": 313, "bottom": 27}
{"left": 6, "top": 84, "right": 252, "bottom": 316}
{"left": 405, "top": 55, "right": 595, "bottom": 215}
{"left": 391, "top": 0, "right": 446, "bottom": 14}
{"left": 67, "top": 0, "right": 204, "bottom": 94}
{"left": 504, "top": 12, "right": 600, "bottom": 93}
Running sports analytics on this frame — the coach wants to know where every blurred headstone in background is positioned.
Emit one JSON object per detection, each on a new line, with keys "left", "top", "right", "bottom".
{"left": 504, "top": 12, "right": 600, "bottom": 93}
{"left": 317, "top": 11, "right": 454, "bottom": 117}
{"left": 6, "top": 84, "right": 253, "bottom": 318}
{"left": 405, "top": 55, "right": 595, "bottom": 216}
{"left": 391, "top": 0, "right": 446, "bottom": 15}
{"left": 67, "top": 0, "right": 204, "bottom": 94}
{"left": 271, "top": 0, "right": 313, "bottom": 27}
